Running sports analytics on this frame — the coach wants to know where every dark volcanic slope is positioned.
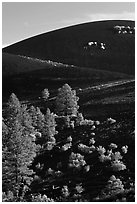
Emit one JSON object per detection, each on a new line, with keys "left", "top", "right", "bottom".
{"left": 3, "top": 53, "right": 131, "bottom": 100}
{"left": 3, "top": 20, "right": 135, "bottom": 75}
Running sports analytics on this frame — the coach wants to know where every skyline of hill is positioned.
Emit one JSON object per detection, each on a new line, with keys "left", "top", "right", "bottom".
{"left": 3, "top": 20, "right": 135, "bottom": 75}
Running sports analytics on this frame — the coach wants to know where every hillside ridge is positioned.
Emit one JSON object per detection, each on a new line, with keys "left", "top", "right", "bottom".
{"left": 3, "top": 20, "right": 135, "bottom": 75}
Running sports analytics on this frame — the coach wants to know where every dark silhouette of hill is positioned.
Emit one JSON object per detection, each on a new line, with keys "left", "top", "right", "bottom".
{"left": 2, "top": 52, "right": 131, "bottom": 78}
{"left": 3, "top": 52, "right": 132, "bottom": 101}
{"left": 3, "top": 20, "right": 135, "bottom": 75}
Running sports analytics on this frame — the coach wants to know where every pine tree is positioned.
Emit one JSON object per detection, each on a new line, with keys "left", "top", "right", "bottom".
{"left": 21, "top": 104, "right": 35, "bottom": 134}
{"left": 3, "top": 119, "right": 36, "bottom": 196}
{"left": 42, "top": 88, "right": 49, "bottom": 102}
{"left": 2, "top": 120, "right": 9, "bottom": 149}
{"left": 45, "top": 108, "right": 56, "bottom": 137}
{"left": 40, "top": 108, "right": 57, "bottom": 150}
{"left": 2, "top": 94, "right": 37, "bottom": 199}
{"left": 56, "top": 84, "right": 79, "bottom": 116}
{"left": 29, "top": 106, "right": 45, "bottom": 131}
{"left": 6, "top": 93, "right": 21, "bottom": 124}
{"left": 75, "top": 113, "right": 84, "bottom": 126}
{"left": 100, "top": 175, "right": 124, "bottom": 198}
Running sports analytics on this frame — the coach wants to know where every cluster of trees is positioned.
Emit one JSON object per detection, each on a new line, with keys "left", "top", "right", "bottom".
{"left": 2, "top": 84, "right": 134, "bottom": 202}
{"left": 2, "top": 84, "right": 80, "bottom": 201}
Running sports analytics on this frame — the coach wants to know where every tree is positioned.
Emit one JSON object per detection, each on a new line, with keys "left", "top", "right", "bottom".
{"left": 2, "top": 94, "right": 37, "bottom": 199}
{"left": 39, "top": 108, "right": 57, "bottom": 150}
{"left": 42, "top": 88, "right": 49, "bottom": 102}
{"left": 2, "top": 119, "right": 37, "bottom": 197}
{"left": 75, "top": 113, "right": 84, "bottom": 126}
{"left": 29, "top": 106, "right": 45, "bottom": 132}
{"left": 6, "top": 93, "right": 21, "bottom": 125}
{"left": 2, "top": 120, "right": 9, "bottom": 149}
{"left": 56, "top": 84, "right": 79, "bottom": 116}
{"left": 100, "top": 175, "right": 124, "bottom": 198}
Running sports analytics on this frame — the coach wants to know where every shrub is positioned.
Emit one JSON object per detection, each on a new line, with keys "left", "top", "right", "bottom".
{"left": 109, "top": 143, "right": 118, "bottom": 149}
{"left": 97, "top": 146, "right": 106, "bottom": 155}
{"left": 75, "top": 113, "right": 84, "bottom": 126}
{"left": 31, "top": 194, "right": 54, "bottom": 202}
{"left": 68, "top": 152, "right": 86, "bottom": 170}
{"left": 62, "top": 185, "right": 70, "bottom": 198}
{"left": 78, "top": 143, "right": 93, "bottom": 154}
{"left": 111, "top": 160, "right": 126, "bottom": 171}
{"left": 121, "top": 145, "right": 128, "bottom": 154}
{"left": 100, "top": 175, "right": 124, "bottom": 198}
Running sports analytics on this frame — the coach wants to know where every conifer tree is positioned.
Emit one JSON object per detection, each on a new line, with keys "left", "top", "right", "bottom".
{"left": 44, "top": 108, "right": 57, "bottom": 137}
{"left": 42, "top": 88, "right": 49, "bottom": 102}
{"left": 29, "top": 106, "right": 45, "bottom": 131}
{"left": 40, "top": 108, "right": 57, "bottom": 150}
{"left": 6, "top": 93, "right": 21, "bottom": 124}
{"left": 75, "top": 112, "right": 84, "bottom": 126}
{"left": 56, "top": 84, "right": 79, "bottom": 116}
{"left": 100, "top": 175, "right": 124, "bottom": 198}
{"left": 2, "top": 120, "right": 9, "bottom": 149}
{"left": 2, "top": 119, "right": 37, "bottom": 197}
{"left": 2, "top": 94, "right": 37, "bottom": 198}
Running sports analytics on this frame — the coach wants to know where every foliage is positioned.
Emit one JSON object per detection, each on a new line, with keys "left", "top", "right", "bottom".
{"left": 42, "top": 88, "right": 49, "bottom": 102}
{"left": 111, "top": 160, "right": 126, "bottom": 171}
{"left": 75, "top": 112, "right": 84, "bottom": 126}
{"left": 61, "top": 185, "right": 70, "bottom": 198}
{"left": 100, "top": 175, "right": 124, "bottom": 198}
{"left": 29, "top": 106, "right": 45, "bottom": 132}
{"left": 40, "top": 108, "right": 57, "bottom": 150}
{"left": 2, "top": 120, "right": 9, "bottom": 149}
{"left": 56, "top": 83, "right": 79, "bottom": 116}
{"left": 68, "top": 152, "right": 86, "bottom": 170}
{"left": 97, "top": 146, "right": 106, "bottom": 155}
{"left": 6, "top": 93, "right": 21, "bottom": 125}
{"left": 61, "top": 142, "right": 72, "bottom": 151}
{"left": 31, "top": 194, "right": 54, "bottom": 202}
{"left": 2, "top": 93, "right": 37, "bottom": 199}
{"left": 2, "top": 84, "right": 135, "bottom": 201}
{"left": 109, "top": 143, "right": 118, "bottom": 149}
{"left": 78, "top": 143, "right": 94, "bottom": 154}
{"left": 2, "top": 191, "right": 15, "bottom": 202}
{"left": 121, "top": 145, "right": 128, "bottom": 154}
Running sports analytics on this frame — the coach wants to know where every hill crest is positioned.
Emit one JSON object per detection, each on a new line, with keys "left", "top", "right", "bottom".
{"left": 3, "top": 20, "right": 135, "bottom": 75}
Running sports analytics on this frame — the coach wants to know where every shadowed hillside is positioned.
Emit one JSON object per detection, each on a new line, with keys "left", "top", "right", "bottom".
{"left": 3, "top": 53, "right": 132, "bottom": 101}
{"left": 3, "top": 20, "right": 135, "bottom": 75}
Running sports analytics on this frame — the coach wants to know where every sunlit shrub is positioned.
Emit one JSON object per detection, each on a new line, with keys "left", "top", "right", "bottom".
{"left": 2, "top": 191, "right": 15, "bottom": 202}
{"left": 107, "top": 117, "right": 116, "bottom": 124}
{"left": 78, "top": 143, "right": 93, "bottom": 154}
{"left": 111, "top": 160, "right": 126, "bottom": 171}
{"left": 75, "top": 113, "right": 84, "bottom": 126}
{"left": 100, "top": 175, "right": 124, "bottom": 198}
{"left": 31, "top": 194, "right": 54, "bottom": 202}
{"left": 68, "top": 152, "right": 86, "bottom": 170}
{"left": 61, "top": 142, "right": 72, "bottom": 151}
{"left": 121, "top": 145, "right": 128, "bottom": 154}
{"left": 89, "top": 138, "right": 95, "bottom": 145}
{"left": 97, "top": 146, "right": 106, "bottom": 155}
{"left": 67, "top": 136, "right": 72, "bottom": 142}
{"left": 109, "top": 143, "right": 118, "bottom": 149}
{"left": 99, "top": 154, "right": 111, "bottom": 162}
{"left": 61, "top": 185, "right": 70, "bottom": 197}
{"left": 84, "top": 165, "right": 90, "bottom": 172}
{"left": 111, "top": 151, "right": 123, "bottom": 161}
{"left": 95, "top": 120, "right": 100, "bottom": 125}
{"left": 75, "top": 183, "right": 84, "bottom": 193}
